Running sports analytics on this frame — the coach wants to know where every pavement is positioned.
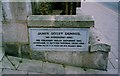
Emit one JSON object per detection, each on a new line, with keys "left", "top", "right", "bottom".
{"left": 81, "top": 2, "right": 118, "bottom": 73}
{"left": 0, "top": 2, "right": 119, "bottom": 75}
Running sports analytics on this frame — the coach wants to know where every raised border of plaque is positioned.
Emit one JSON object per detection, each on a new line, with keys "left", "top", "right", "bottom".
{"left": 29, "top": 28, "right": 89, "bottom": 51}
{"left": 28, "top": 15, "right": 94, "bottom": 51}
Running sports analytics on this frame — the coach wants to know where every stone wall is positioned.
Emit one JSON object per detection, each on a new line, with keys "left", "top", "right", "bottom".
{"left": 2, "top": 2, "right": 32, "bottom": 43}
{"left": 2, "top": 2, "right": 111, "bottom": 71}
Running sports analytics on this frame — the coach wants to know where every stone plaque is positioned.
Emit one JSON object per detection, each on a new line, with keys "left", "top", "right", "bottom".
{"left": 29, "top": 28, "right": 89, "bottom": 51}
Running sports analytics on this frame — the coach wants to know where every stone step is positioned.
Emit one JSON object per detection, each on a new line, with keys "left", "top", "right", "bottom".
{"left": 2, "top": 56, "right": 108, "bottom": 74}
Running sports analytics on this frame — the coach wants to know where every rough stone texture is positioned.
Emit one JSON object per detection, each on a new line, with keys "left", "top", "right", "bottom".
{"left": 31, "top": 51, "right": 45, "bottom": 61}
{"left": 2, "top": 2, "right": 32, "bottom": 22}
{"left": 18, "top": 59, "right": 43, "bottom": 73}
{"left": 45, "top": 51, "right": 108, "bottom": 70}
{"left": 28, "top": 72, "right": 45, "bottom": 74}
{"left": 45, "top": 51, "right": 73, "bottom": 65}
{"left": 65, "top": 66, "right": 85, "bottom": 74}
{"left": 0, "top": 69, "right": 2, "bottom": 75}
{"left": 3, "top": 43, "right": 109, "bottom": 70}
{"left": 45, "top": 51, "right": 82, "bottom": 66}
{"left": 3, "top": 14, "right": 110, "bottom": 71}
{"left": 84, "top": 69, "right": 107, "bottom": 74}
{"left": 28, "top": 15, "right": 94, "bottom": 28}
{"left": 2, "top": 2, "right": 31, "bottom": 43}
{"left": 0, "top": 62, "right": 2, "bottom": 69}
{"left": 2, "top": 22, "right": 28, "bottom": 43}
{"left": 0, "top": 22, "right": 2, "bottom": 48}
{"left": 89, "top": 28, "right": 111, "bottom": 52}
{"left": 81, "top": 52, "right": 109, "bottom": 70}
{"left": 0, "top": 47, "right": 4, "bottom": 61}
{"left": 4, "top": 43, "right": 19, "bottom": 57}
{"left": 107, "top": 69, "right": 118, "bottom": 74}
{"left": 2, "top": 56, "right": 15, "bottom": 69}
{"left": 109, "top": 58, "right": 118, "bottom": 69}
{"left": 21, "top": 44, "right": 31, "bottom": 59}
{"left": 7, "top": 56, "right": 22, "bottom": 69}
{"left": 42, "top": 62, "right": 65, "bottom": 74}
{"left": 0, "top": 33, "right": 2, "bottom": 47}
{"left": 2, "top": 69, "right": 27, "bottom": 74}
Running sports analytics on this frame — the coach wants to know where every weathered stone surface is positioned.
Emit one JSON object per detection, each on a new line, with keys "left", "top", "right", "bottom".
{"left": 107, "top": 60, "right": 114, "bottom": 69}
{"left": 4, "top": 43, "right": 19, "bottom": 57}
{"left": 84, "top": 69, "right": 107, "bottom": 74}
{"left": 2, "top": 69, "right": 27, "bottom": 74}
{"left": 21, "top": 44, "right": 30, "bottom": 59}
{"left": 7, "top": 56, "right": 22, "bottom": 69}
{"left": 55, "top": 15, "right": 94, "bottom": 21}
{"left": 0, "top": 1, "right": 2, "bottom": 21}
{"left": 0, "top": 69, "right": 2, "bottom": 75}
{"left": 28, "top": 15, "right": 94, "bottom": 28}
{"left": 0, "top": 47, "right": 4, "bottom": 61}
{"left": 65, "top": 66, "right": 85, "bottom": 74}
{"left": 109, "top": 58, "right": 118, "bottom": 69}
{"left": 31, "top": 51, "right": 45, "bottom": 61}
{"left": 89, "top": 28, "right": 111, "bottom": 52}
{"left": 28, "top": 72, "right": 45, "bottom": 74}
{"left": 42, "top": 62, "right": 65, "bottom": 74}
{"left": 45, "top": 51, "right": 74, "bottom": 65}
{"left": 45, "top": 51, "right": 108, "bottom": 70}
{"left": 2, "top": 56, "right": 15, "bottom": 69}
{"left": 2, "top": 2, "right": 29, "bottom": 43}
{"left": 2, "top": 2, "right": 32, "bottom": 21}
{"left": 0, "top": 21, "right": 2, "bottom": 47}
{"left": 3, "top": 22, "right": 28, "bottom": 43}
{"left": 18, "top": 58, "right": 43, "bottom": 73}
{"left": 0, "top": 33, "right": 2, "bottom": 47}
{"left": 1, "top": 2, "right": 111, "bottom": 72}
{"left": 81, "top": 52, "right": 109, "bottom": 70}
{"left": 28, "top": 15, "right": 55, "bottom": 26}
{"left": 0, "top": 62, "right": 2, "bottom": 69}
{"left": 71, "top": 52, "right": 83, "bottom": 66}
{"left": 107, "top": 69, "right": 118, "bottom": 74}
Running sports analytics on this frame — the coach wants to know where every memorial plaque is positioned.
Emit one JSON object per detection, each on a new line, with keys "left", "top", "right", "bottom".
{"left": 29, "top": 28, "right": 89, "bottom": 51}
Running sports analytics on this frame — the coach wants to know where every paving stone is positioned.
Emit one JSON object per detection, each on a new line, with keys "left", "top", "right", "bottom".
{"left": 109, "top": 58, "right": 118, "bottom": 69}
{"left": 108, "top": 52, "right": 116, "bottom": 59}
{"left": 107, "top": 69, "right": 118, "bottom": 74}
{"left": 7, "top": 56, "right": 22, "bottom": 69}
{"left": 107, "top": 60, "right": 114, "bottom": 69}
{"left": 27, "top": 72, "right": 45, "bottom": 74}
{"left": 18, "top": 58, "right": 43, "bottom": 73}
{"left": 2, "top": 56, "right": 15, "bottom": 69}
{"left": 42, "top": 62, "right": 65, "bottom": 74}
{"left": 2, "top": 69, "right": 27, "bottom": 74}
{"left": 65, "top": 66, "right": 85, "bottom": 74}
{"left": 111, "top": 47, "right": 118, "bottom": 58}
{"left": 84, "top": 69, "right": 107, "bottom": 74}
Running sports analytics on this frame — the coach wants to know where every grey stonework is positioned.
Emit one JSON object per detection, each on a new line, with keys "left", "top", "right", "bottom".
{"left": 3, "top": 15, "right": 110, "bottom": 70}
{"left": 2, "top": 2, "right": 111, "bottom": 71}
{"left": 28, "top": 15, "right": 94, "bottom": 28}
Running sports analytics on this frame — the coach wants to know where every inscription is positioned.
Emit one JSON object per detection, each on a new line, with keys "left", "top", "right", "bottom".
{"left": 29, "top": 28, "right": 89, "bottom": 51}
